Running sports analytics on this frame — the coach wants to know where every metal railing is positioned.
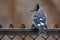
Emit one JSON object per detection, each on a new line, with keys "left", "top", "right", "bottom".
{"left": 0, "top": 24, "right": 60, "bottom": 40}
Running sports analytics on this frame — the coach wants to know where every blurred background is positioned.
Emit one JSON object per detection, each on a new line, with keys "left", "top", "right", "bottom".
{"left": 0, "top": 0, "right": 40, "bottom": 28}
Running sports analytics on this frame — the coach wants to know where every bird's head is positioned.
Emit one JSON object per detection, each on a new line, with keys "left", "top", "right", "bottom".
{"left": 31, "top": 3, "right": 40, "bottom": 12}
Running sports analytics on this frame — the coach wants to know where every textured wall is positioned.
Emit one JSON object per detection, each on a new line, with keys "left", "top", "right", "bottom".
{"left": 0, "top": 0, "right": 39, "bottom": 28}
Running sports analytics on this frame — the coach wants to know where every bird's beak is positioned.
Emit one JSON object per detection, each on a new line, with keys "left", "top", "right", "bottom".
{"left": 31, "top": 9, "right": 37, "bottom": 12}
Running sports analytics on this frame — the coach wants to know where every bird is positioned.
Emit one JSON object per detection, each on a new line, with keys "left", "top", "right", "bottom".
{"left": 32, "top": 3, "right": 47, "bottom": 26}
{"left": 31, "top": 3, "right": 47, "bottom": 34}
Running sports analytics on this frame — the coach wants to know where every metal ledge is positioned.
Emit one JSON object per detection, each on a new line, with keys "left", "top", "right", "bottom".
{"left": 0, "top": 28, "right": 38, "bottom": 35}
{"left": 0, "top": 28, "right": 60, "bottom": 35}
{"left": 46, "top": 28, "right": 60, "bottom": 35}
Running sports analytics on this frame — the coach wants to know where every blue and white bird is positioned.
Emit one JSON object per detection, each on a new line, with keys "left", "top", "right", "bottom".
{"left": 31, "top": 3, "right": 47, "bottom": 34}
